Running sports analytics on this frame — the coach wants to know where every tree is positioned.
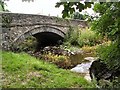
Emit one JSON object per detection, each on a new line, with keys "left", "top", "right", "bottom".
{"left": 92, "top": 2, "right": 120, "bottom": 71}
{"left": 92, "top": 2, "right": 120, "bottom": 41}
{"left": 55, "top": 1, "right": 93, "bottom": 18}
{"left": 92, "top": 3, "right": 120, "bottom": 88}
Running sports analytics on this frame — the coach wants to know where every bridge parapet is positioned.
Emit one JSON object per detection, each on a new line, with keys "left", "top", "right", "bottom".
{"left": 2, "top": 12, "right": 87, "bottom": 27}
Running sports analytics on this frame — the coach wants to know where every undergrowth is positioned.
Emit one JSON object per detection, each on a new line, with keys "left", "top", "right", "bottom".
{"left": 64, "top": 27, "right": 103, "bottom": 48}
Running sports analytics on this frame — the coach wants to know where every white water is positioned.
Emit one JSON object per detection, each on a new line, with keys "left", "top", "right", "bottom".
{"left": 70, "top": 57, "right": 96, "bottom": 81}
{"left": 71, "top": 62, "right": 93, "bottom": 73}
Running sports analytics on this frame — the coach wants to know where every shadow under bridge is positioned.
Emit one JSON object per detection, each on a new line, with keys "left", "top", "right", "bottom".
{"left": 32, "top": 26, "right": 65, "bottom": 50}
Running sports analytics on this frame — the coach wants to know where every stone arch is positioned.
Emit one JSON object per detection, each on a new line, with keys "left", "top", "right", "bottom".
{"left": 12, "top": 25, "right": 65, "bottom": 46}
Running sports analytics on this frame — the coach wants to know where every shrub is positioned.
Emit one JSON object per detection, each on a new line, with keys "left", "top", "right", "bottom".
{"left": 96, "top": 41, "right": 120, "bottom": 70}
{"left": 15, "top": 36, "right": 38, "bottom": 52}
{"left": 64, "top": 27, "right": 103, "bottom": 47}
{"left": 64, "top": 26, "right": 80, "bottom": 46}
{"left": 82, "top": 45, "right": 97, "bottom": 54}
{"left": 96, "top": 41, "right": 120, "bottom": 87}
{"left": 42, "top": 53, "right": 71, "bottom": 69}
{"left": 78, "top": 28, "right": 102, "bottom": 47}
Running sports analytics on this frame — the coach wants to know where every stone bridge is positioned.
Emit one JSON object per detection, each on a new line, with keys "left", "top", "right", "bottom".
{"left": 1, "top": 12, "right": 87, "bottom": 50}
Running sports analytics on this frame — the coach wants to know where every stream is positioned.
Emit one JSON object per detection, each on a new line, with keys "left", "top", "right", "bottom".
{"left": 68, "top": 50, "right": 97, "bottom": 81}
{"left": 70, "top": 57, "right": 97, "bottom": 81}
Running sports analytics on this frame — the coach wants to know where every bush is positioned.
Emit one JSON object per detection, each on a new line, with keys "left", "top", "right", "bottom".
{"left": 82, "top": 45, "right": 97, "bottom": 54}
{"left": 14, "top": 36, "right": 38, "bottom": 52}
{"left": 42, "top": 53, "right": 71, "bottom": 69}
{"left": 64, "top": 27, "right": 80, "bottom": 46}
{"left": 97, "top": 41, "right": 120, "bottom": 70}
{"left": 64, "top": 27, "right": 103, "bottom": 47}
{"left": 78, "top": 28, "right": 102, "bottom": 47}
{"left": 96, "top": 41, "right": 120, "bottom": 88}
{"left": 98, "top": 76, "right": 120, "bottom": 88}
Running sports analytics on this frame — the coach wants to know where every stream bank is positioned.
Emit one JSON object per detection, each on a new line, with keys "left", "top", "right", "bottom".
{"left": 28, "top": 46, "right": 96, "bottom": 69}
{"left": 27, "top": 45, "right": 97, "bottom": 81}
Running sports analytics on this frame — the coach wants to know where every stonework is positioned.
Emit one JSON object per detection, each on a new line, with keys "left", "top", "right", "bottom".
{"left": 1, "top": 12, "right": 87, "bottom": 50}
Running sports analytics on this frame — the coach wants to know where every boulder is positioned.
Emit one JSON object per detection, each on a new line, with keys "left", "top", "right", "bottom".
{"left": 89, "top": 59, "right": 111, "bottom": 81}
{"left": 89, "top": 59, "right": 120, "bottom": 82}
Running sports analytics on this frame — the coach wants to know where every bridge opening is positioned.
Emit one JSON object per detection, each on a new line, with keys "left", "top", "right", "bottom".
{"left": 33, "top": 32, "right": 64, "bottom": 50}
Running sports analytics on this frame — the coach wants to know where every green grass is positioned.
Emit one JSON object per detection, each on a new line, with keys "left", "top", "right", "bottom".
{"left": 2, "top": 51, "right": 95, "bottom": 88}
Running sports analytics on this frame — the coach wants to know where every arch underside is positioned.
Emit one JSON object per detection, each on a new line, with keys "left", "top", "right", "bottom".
{"left": 34, "top": 32, "right": 64, "bottom": 47}
{"left": 13, "top": 26, "right": 65, "bottom": 47}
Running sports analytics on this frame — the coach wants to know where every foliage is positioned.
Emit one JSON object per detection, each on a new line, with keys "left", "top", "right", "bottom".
{"left": 57, "top": 0, "right": 120, "bottom": 87}
{"left": 64, "top": 26, "right": 80, "bottom": 46}
{"left": 96, "top": 41, "right": 120, "bottom": 88}
{"left": 93, "top": 2, "right": 112, "bottom": 16}
{"left": 91, "top": 3, "right": 120, "bottom": 87}
{"left": 64, "top": 27, "right": 103, "bottom": 47}
{"left": 2, "top": 51, "right": 95, "bottom": 88}
{"left": 0, "top": 0, "right": 5, "bottom": 11}
{"left": 98, "top": 76, "right": 120, "bottom": 88}
{"left": 70, "top": 12, "right": 85, "bottom": 20}
{"left": 82, "top": 45, "right": 97, "bottom": 54}
{"left": 97, "top": 41, "right": 120, "bottom": 70}
{"left": 14, "top": 36, "right": 38, "bottom": 52}
{"left": 42, "top": 53, "right": 71, "bottom": 69}
{"left": 92, "top": 2, "right": 120, "bottom": 73}
{"left": 92, "top": 2, "right": 120, "bottom": 41}
{"left": 0, "top": 0, "right": 9, "bottom": 11}
{"left": 110, "top": 77, "right": 120, "bottom": 88}
{"left": 78, "top": 28, "right": 103, "bottom": 47}
{"left": 55, "top": 1, "right": 93, "bottom": 18}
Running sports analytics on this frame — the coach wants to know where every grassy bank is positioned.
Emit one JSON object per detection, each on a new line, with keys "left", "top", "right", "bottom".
{"left": 2, "top": 51, "right": 95, "bottom": 88}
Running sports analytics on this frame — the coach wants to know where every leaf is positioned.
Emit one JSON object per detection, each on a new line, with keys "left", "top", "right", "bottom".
{"left": 77, "top": 3, "right": 84, "bottom": 12}
{"left": 62, "top": 10, "right": 68, "bottom": 18}
{"left": 68, "top": 2, "right": 74, "bottom": 6}
{"left": 85, "top": 2, "right": 92, "bottom": 8}
{"left": 110, "top": 28, "right": 118, "bottom": 35}
{"left": 55, "top": 2, "right": 62, "bottom": 8}
{"left": 70, "top": 8, "right": 75, "bottom": 14}
{"left": 56, "top": 1, "right": 92, "bottom": 18}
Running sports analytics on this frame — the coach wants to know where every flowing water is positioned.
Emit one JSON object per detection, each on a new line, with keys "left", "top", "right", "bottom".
{"left": 69, "top": 51, "right": 97, "bottom": 81}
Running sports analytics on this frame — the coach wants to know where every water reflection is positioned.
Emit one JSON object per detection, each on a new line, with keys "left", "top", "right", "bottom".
{"left": 69, "top": 51, "right": 96, "bottom": 67}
